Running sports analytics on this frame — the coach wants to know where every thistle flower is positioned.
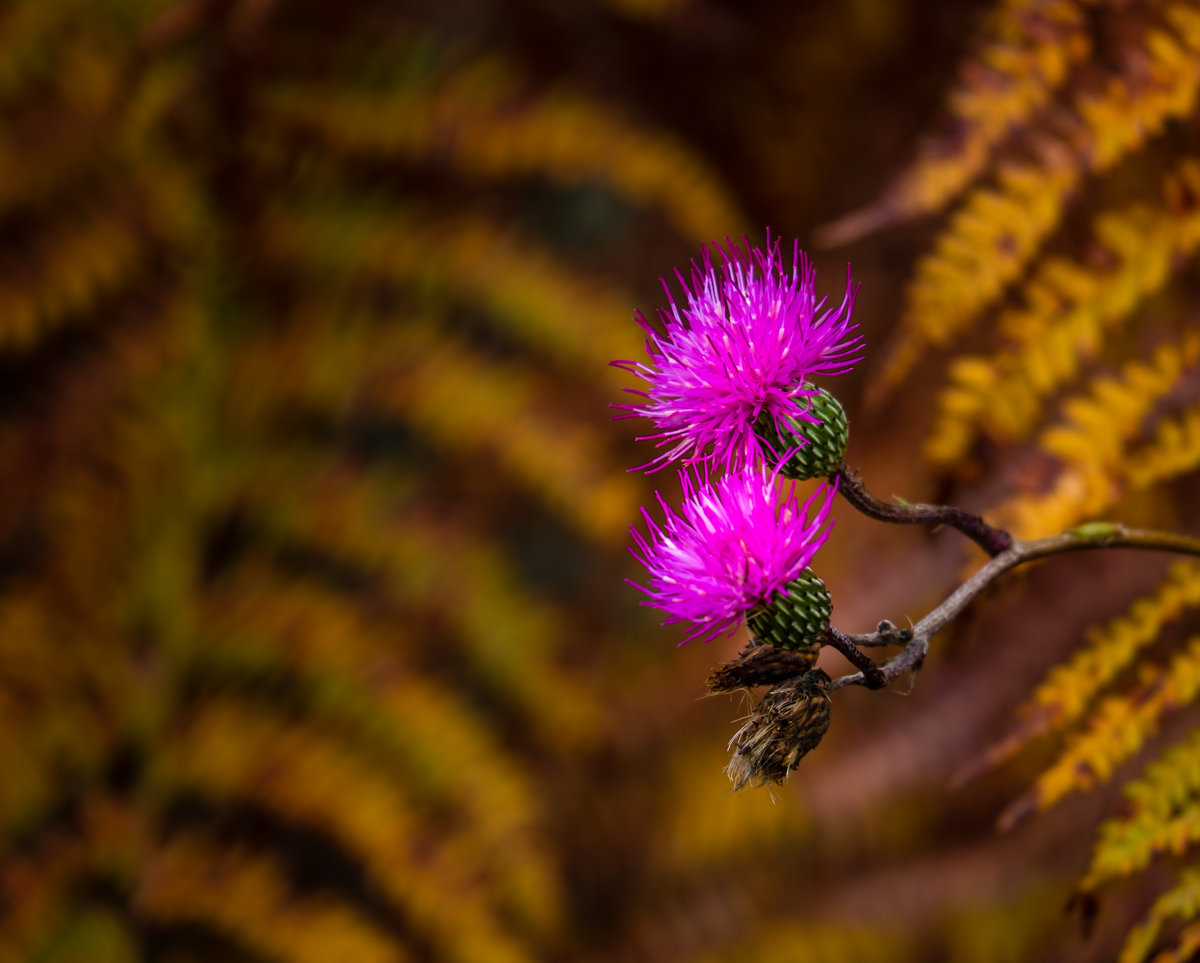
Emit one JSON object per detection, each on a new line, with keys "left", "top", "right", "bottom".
{"left": 628, "top": 466, "right": 837, "bottom": 644}
{"left": 612, "top": 235, "right": 860, "bottom": 473}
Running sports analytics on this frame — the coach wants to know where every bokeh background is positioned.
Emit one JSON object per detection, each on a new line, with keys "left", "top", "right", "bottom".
{"left": 5, "top": 0, "right": 1200, "bottom": 960}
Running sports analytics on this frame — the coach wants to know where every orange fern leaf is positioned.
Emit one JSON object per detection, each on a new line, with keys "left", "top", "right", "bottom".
{"left": 1114, "top": 866, "right": 1200, "bottom": 963}
{"left": 989, "top": 332, "right": 1200, "bottom": 538}
{"left": 135, "top": 832, "right": 408, "bottom": 963}
{"left": 1082, "top": 730, "right": 1200, "bottom": 892}
{"left": 819, "top": 0, "right": 1091, "bottom": 246}
{"left": 257, "top": 201, "right": 640, "bottom": 374}
{"left": 970, "top": 560, "right": 1200, "bottom": 776}
{"left": 1001, "top": 636, "right": 1200, "bottom": 827}
{"left": 260, "top": 57, "right": 744, "bottom": 242}
{"left": 876, "top": 2, "right": 1200, "bottom": 392}
{"left": 928, "top": 161, "right": 1200, "bottom": 465}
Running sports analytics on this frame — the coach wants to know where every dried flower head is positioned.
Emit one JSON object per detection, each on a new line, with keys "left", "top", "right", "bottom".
{"left": 628, "top": 467, "right": 837, "bottom": 644}
{"left": 613, "top": 235, "right": 860, "bottom": 473}
{"left": 726, "top": 668, "right": 833, "bottom": 788}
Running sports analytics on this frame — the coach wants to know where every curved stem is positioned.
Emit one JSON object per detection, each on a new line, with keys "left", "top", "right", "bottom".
{"left": 833, "top": 464, "right": 1013, "bottom": 557}
{"left": 830, "top": 522, "right": 1200, "bottom": 691}
{"left": 823, "top": 627, "right": 887, "bottom": 688}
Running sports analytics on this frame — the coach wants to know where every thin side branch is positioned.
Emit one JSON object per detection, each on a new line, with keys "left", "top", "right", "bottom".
{"left": 834, "top": 464, "right": 1013, "bottom": 557}
{"left": 829, "top": 522, "right": 1200, "bottom": 690}
{"left": 823, "top": 627, "right": 887, "bottom": 688}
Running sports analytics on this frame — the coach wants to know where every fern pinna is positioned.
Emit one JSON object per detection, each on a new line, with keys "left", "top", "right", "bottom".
{"left": 0, "top": 1, "right": 748, "bottom": 960}
{"left": 804, "top": 1, "right": 1200, "bottom": 960}
{"left": 9, "top": 1, "right": 1200, "bottom": 962}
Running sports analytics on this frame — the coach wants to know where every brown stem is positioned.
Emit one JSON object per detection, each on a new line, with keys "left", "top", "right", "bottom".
{"left": 823, "top": 626, "right": 887, "bottom": 689}
{"left": 833, "top": 464, "right": 1013, "bottom": 557}
{"left": 830, "top": 522, "right": 1200, "bottom": 690}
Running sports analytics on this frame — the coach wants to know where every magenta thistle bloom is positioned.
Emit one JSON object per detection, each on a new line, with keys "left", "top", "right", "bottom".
{"left": 628, "top": 467, "right": 838, "bottom": 644}
{"left": 612, "top": 235, "right": 860, "bottom": 473}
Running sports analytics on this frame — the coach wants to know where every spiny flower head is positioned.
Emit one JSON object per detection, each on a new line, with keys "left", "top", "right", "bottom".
{"left": 628, "top": 466, "right": 837, "bottom": 644}
{"left": 613, "top": 235, "right": 860, "bottom": 473}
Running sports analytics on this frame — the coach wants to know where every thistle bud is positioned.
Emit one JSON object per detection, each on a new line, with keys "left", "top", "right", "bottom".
{"left": 776, "top": 386, "right": 849, "bottom": 480}
{"left": 726, "top": 668, "right": 833, "bottom": 788}
{"left": 746, "top": 568, "right": 832, "bottom": 653}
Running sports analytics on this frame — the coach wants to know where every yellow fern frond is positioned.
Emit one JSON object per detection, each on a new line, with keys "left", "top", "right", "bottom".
{"left": 927, "top": 161, "right": 1200, "bottom": 466}
{"left": 261, "top": 57, "right": 743, "bottom": 241}
{"left": 989, "top": 332, "right": 1200, "bottom": 538}
{"left": 1151, "top": 923, "right": 1200, "bottom": 963}
{"left": 879, "top": 4, "right": 1200, "bottom": 392}
{"left": 988, "top": 464, "right": 1101, "bottom": 541}
{"left": 819, "top": 0, "right": 1090, "bottom": 245}
{"left": 1147, "top": 921, "right": 1200, "bottom": 963}
{"left": 1126, "top": 406, "right": 1200, "bottom": 493}
{"left": 0, "top": 189, "right": 151, "bottom": 350}
{"left": 201, "top": 562, "right": 411, "bottom": 680}
{"left": 1082, "top": 730, "right": 1200, "bottom": 893}
{"left": 0, "top": 796, "right": 143, "bottom": 960}
{"left": 1041, "top": 334, "right": 1200, "bottom": 467}
{"left": 0, "top": 588, "right": 140, "bottom": 839}
{"left": 1076, "top": 3, "right": 1200, "bottom": 169}
{"left": 392, "top": 516, "right": 606, "bottom": 749}
{"left": 135, "top": 833, "right": 409, "bottom": 963}
{"left": 1018, "top": 636, "right": 1200, "bottom": 816}
{"left": 198, "top": 564, "right": 560, "bottom": 937}
{"left": 1001, "top": 397, "right": 1200, "bottom": 538}
{"left": 1022, "top": 560, "right": 1200, "bottom": 736}
{"left": 366, "top": 683, "right": 560, "bottom": 939}
{"left": 378, "top": 320, "right": 641, "bottom": 543}
{"left": 226, "top": 302, "right": 639, "bottom": 542}
{"left": 1114, "top": 865, "right": 1200, "bottom": 963}
{"left": 160, "top": 699, "right": 535, "bottom": 963}
{"left": 879, "top": 160, "right": 1078, "bottom": 388}
{"left": 244, "top": 469, "right": 605, "bottom": 750}
{"left": 259, "top": 200, "right": 640, "bottom": 374}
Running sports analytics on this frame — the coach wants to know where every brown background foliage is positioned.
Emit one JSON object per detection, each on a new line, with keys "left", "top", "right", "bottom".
{"left": 4, "top": 1, "right": 1200, "bottom": 961}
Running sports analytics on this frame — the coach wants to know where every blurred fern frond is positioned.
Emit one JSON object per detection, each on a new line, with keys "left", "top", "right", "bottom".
{"left": 834, "top": 0, "right": 1200, "bottom": 956}
{"left": 1082, "top": 730, "right": 1200, "bottom": 892}
{"left": 819, "top": 0, "right": 1092, "bottom": 245}
{"left": 259, "top": 56, "right": 744, "bottom": 243}
{"left": 966, "top": 560, "right": 1200, "bottom": 798}
{"left": 1117, "top": 866, "right": 1200, "bottom": 963}
{"left": 927, "top": 160, "right": 1200, "bottom": 468}
{"left": 27, "top": 0, "right": 1200, "bottom": 958}
{"left": 1009, "top": 636, "right": 1200, "bottom": 819}
{"left": 0, "top": 1, "right": 716, "bottom": 959}
{"left": 839, "top": 0, "right": 1200, "bottom": 398}
{"left": 987, "top": 331, "right": 1200, "bottom": 538}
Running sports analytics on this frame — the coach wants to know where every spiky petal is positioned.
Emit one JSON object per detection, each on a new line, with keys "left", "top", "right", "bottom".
{"left": 612, "top": 235, "right": 861, "bottom": 473}
{"left": 627, "top": 466, "right": 838, "bottom": 643}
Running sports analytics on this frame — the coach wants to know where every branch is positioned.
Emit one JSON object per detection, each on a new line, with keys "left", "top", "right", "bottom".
{"left": 830, "top": 522, "right": 1200, "bottom": 691}
{"left": 823, "top": 626, "right": 887, "bottom": 689}
{"left": 833, "top": 464, "right": 1013, "bottom": 557}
